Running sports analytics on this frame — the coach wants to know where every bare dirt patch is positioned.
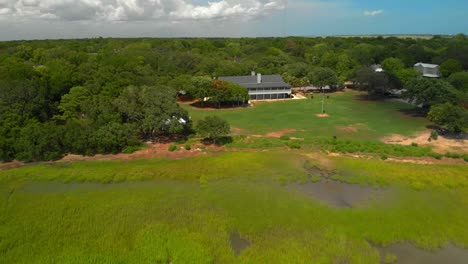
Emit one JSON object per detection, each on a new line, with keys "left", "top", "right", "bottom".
{"left": 265, "top": 129, "right": 296, "bottom": 138}
{"left": 315, "top": 113, "right": 329, "bottom": 118}
{"left": 249, "top": 129, "right": 297, "bottom": 138}
{"left": 381, "top": 130, "right": 467, "bottom": 154}
{"left": 336, "top": 123, "right": 369, "bottom": 134}
{"left": 327, "top": 152, "right": 466, "bottom": 165}
{"left": 0, "top": 160, "right": 23, "bottom": 170}
{"left": 60, "top": 143, "right": 213, "bottom": 162}
{"left": 231, "top": 127, "right": 245, "bottom": 135}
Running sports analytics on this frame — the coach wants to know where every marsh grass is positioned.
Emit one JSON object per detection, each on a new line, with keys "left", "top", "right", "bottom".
{"left": 1, "top": 152, "right": 467, "bottom": 263}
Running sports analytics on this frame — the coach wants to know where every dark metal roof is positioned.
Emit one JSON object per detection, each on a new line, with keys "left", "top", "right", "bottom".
{"left": 219, "top": 75, "right": 291, "bottom": 89}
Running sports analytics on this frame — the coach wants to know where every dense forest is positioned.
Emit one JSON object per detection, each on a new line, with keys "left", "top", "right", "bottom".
{"left": 1, "top": 36, "right": 467, "bottom": 162}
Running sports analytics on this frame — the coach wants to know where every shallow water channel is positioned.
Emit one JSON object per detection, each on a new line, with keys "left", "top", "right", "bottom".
{"left": 229, "top": 231, "right": 250, "bottom": 255}
{"left": 287, "top": 180, "right": 388, "bottom": 208}
{"left": 379, "top": 243, "right": 468, "bottom": 264}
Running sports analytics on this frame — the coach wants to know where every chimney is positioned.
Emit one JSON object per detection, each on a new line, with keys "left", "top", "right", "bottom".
{"left": 257, "top": 73, "right": 262, "bottom": 84}
{"left": 251, "top": 71, "right": 256, "bottom": 76}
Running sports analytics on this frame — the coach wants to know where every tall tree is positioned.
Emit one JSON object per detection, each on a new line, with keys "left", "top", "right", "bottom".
{"left": 428, "top": 103, "right": 468, "bottom": 133}
{"left": 196, "top": 116, "right": 230, "bottom": 145}
{"left": 115, "top": 86, "right": 190, "bottom": 139}
{"left": 404, "top": 78, "right": 460, "bottom": 110}
{"left": 440, "top": 59, "right": 463, "bottom": 77}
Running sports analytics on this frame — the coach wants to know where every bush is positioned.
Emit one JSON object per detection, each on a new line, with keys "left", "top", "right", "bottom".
{"left": 280, "top": 135, "right": 290, "bottom": 140}
{"left": 430, "top": 131, "right": 439, "bottom": 140}
{"left": 168, "top": 144, "right": 178, "bottom": 152}
{"left": 122, "top": 144, "right": 146, "bottom": 154}
{"left": 445, "top": 152, "right": 461, "bottom": 159}
{"left": 429, "top": 152, "right": 443, "bottom": 160}
{"left": 411, "top": 142, "right": 418, "bottom": 147}
{"left": 286, "top": 141, "right": 301, "bottom": 149}
{"left": 464, "top": 155, "right": 468, "bottom": 162}
{"left": 184, "top": 144, "right": 191, "bottom": 151}
{"left": 380, "top": 154, "right": 388, "bottom": 160}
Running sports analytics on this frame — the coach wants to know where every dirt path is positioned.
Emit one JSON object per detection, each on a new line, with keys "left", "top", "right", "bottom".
{"left": 327, "top": 152, "right": 466, "bottom": 165}
{"left": 381, "top": 130, "right": 467, "bottom": 154}
{"left": 60, "top": 143, "right": 216, "bottom": 162}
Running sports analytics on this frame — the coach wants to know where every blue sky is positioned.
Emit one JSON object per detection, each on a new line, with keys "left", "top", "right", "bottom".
{"left": 276, "top": 0, "right": 468, "bottom": 36}
{"left": 0, "top": 0, "right": 467, "bottom": 40}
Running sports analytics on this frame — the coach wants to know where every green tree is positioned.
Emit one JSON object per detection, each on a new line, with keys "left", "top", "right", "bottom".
{"left": 190, "top": 76, "right": 213, "bottom": 103}
{"left": 115, "top": 86, "right": 190, "bottom": 139}
{"left": 308, "top": 67, "right": 339, "bottom": 89}
{"left": 14, "top": 120, "right": 63, "bottom": 162}
{"left": 440, "top": 59, "right": 463, "bottom": 77}
{"left": 355, "top": 66, "right": 391, "bottom": 95}
{"left": 196, "top": 116, "right": 230, "bottom": 145}
{"left": 448, "top": 71, "right": 468, "bottom": 92}
{"left": 57, "top": 86, "right": 91, "bottom": 120}
{"left": 404, "top": 78, "right": 459, "bottom": 110}
{"left": 428, "top": 103, "right": 468, "bottom": 133}
{"left": 381, "top": 57, "right": 419, "bottom": 86}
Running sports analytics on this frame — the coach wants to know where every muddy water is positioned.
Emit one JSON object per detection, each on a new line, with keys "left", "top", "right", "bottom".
{"left": 287, "top": 180, "right": 388, "bottom": 208}
{"left": 230, "top": 231, "right": 250, "bottom": 255}
{"left": 379, "top": 243, "right": 468, "bottom": 264}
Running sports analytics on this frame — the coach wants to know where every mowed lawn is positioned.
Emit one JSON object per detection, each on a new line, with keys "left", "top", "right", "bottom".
{"left": 182, "top": 91, "right": 429, "bottom": 140}
{"left": 1, "top": 152, "right": 467, "bottom": 263}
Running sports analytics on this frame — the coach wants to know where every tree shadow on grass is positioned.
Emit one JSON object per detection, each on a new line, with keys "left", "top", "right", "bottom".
{"left": 398, "top": 108, "right": 427, "bottom": 118}
{"left": 354, "top": 94, "right": 387, "bottom": 102}
{"left": 201, "top": 136, "right": 233, "bottom": 146}
{"left": 426, "top": 125, "right": 468, "bottom": 140}
{"left": 190, "top": 101, "right": 249, "bottom": 109}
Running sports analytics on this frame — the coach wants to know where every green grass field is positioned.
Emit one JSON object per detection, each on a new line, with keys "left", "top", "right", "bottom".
{"left": 1, "top": 151, "right": 467, "bottom": 263}
{"left": 183, "top": 92, "right": 429, "bottom": 140}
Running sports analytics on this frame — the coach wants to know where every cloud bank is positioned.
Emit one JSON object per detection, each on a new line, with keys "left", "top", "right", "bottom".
{"left": 0, "top": 0, "right": 286, "bottom": 21}
{"left": 364, "top": 9, "right": 383, "bottom": 17}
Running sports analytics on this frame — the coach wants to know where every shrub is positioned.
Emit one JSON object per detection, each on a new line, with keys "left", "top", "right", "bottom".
{"left": 168, "top": 144, "right": 178, "bottom": 152}
{"left": 122, "top": 145, "right": 144, "bottom": 154}
{"left": 184, "top": 144, "right": 191, "bottom": 151}
{"left": 429, "top": 152, "right": 443, "bottom": 160}
{"left": 380, "top": 154, "right": 388, "bottom": 160}
{"left": 411, "top": 142, "right": 418, "bottom": 147}
{"left": 280, "top": 135, "right": 290, "bottom": 140}
{"left": 464, "top": 155, "right": 468, "bottom": 162}
{"left": 286, "top": 141, "right": 301, "bottom": 149}
{"left": 430, "top": 131, "right": 439, "bottom": 140}
{"left": 445, "top": 152, "right": 461, "bottom": 159}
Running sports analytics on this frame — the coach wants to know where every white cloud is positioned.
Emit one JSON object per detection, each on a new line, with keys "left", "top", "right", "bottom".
{"left": 0, "top": 0, "right": 286, "bottom": 22}
{"left": 364, "top": 9, "right": 383, "bottom": 17}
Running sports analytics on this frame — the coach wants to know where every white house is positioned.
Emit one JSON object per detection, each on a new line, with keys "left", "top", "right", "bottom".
{"left": 219, "top": 73, "right": 292, "bottom": 100}
{"left": 414, "top": 63, "right": 441, "bottom": 78}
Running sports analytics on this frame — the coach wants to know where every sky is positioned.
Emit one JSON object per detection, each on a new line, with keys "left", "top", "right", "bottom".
{"left": 0, "top": 0, "right": 467, "bottom": 41}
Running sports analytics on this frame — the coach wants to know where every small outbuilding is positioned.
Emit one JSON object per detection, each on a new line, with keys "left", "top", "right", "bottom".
{"left": 414, "top": 63, "right": 441, "bottom": 78}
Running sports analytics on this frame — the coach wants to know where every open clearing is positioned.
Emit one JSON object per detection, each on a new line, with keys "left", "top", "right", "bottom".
{"left": 183, "top": 91, "right": 430, "bottom": 141}
{"left": 1, "top": 151, "right": 467, "bottom": 263}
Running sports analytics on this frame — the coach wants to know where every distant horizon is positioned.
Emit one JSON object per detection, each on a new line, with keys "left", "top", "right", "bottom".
{"left": 2, "top": 33, "right": 466, "bottom": 42}
{"left": 1, "top": 0, "right": 467, "bottom": 41}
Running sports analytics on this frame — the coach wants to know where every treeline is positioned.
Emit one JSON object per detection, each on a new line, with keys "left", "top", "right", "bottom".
{"left": 1, "top": 36, "right": 468, "bottom": 161}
